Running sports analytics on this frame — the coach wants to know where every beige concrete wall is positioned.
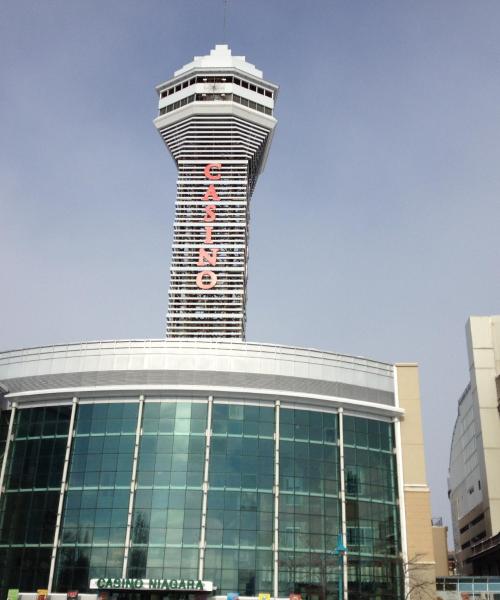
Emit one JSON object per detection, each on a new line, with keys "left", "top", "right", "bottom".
{"left": 432, "top": 526, "right": 449, "bottom": 577}
{"left": 404, "top": 490, "right": 435, "bottom": 558}
{"left": 396, "top": 363, "right": 437, "bottom": 599}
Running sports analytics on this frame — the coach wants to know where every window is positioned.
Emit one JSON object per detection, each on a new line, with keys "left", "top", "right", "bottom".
{"left": 205, "top": 404, "right": 274, "bottom": 595}
{"left": 128, "top": 402, "right": 207, "bottom": 581}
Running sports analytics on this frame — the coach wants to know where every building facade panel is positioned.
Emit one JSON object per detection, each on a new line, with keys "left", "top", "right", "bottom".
{"left": 55, "top": 402, "right": 140, "bottom": 589}
{"left": 0, "top": 406, "right": 71, "bottom": 593}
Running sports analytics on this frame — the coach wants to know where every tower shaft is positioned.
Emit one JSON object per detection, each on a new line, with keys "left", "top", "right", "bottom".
{"left": 154, "top": 45, "right": 278, "bottom": 339}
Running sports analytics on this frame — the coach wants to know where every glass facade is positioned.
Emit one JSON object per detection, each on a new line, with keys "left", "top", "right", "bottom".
{"left": 128, "top": 401, "right": 207, "bottom": 580}
{"left": 344, "top": 416, "right": 401, "bottom": 600}
{"left": 436, "top": 576, "right": 500, "bottom": 597}
{"left": 278, "top": 408, "right": 339, "bottom": 600}
{"left": 204, "top": 404, "right": 274, "bottom": 595}
{"left": 0, "top": 400, "right": 403, "bottom": 600}
{"left": 56, "top": 402, "right": 139, "bottom": 591}
{"left": 0, "top": 407, "right": 71, "bottom": 597}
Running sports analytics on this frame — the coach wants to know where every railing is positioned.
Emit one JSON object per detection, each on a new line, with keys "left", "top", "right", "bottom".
{"left": 470, "top": 531, "right": 500, "bottom": 556}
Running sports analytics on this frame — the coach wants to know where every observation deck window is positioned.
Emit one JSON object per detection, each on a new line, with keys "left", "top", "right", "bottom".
{"left": 159, "top": 92, "right": 273, "bottom": 116}
{"left": 160, "top": 75, "right": 274, "bottom": 99}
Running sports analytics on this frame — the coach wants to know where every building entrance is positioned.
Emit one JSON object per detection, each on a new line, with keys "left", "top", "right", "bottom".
{"left": 104, "top": 592, "right": 211, "bottom": 600}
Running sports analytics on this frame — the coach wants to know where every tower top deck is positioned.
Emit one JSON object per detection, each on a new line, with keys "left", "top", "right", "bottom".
{"left": 174, "top": 44, "right": 263, "bottom": 78}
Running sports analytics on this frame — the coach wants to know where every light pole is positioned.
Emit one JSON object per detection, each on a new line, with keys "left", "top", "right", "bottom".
{"left": 333, "top": 533, "right": 347, "bottom": 600}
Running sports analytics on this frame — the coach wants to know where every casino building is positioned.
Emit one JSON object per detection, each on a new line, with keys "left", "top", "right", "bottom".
{"left": 0, "top": 46, "right": 436, "bottom": 600}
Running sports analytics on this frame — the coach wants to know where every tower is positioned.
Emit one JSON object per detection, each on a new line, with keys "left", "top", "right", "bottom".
{"left": 154, "top": 45, "right": 278, "bottom": 339}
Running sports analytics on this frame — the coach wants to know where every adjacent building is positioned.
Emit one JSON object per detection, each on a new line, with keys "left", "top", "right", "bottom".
{"left": 432, "top": 518, "right": 450, "bottom": 577}
{"left": 448, "top": 315, "right": 500, "bottom": 575}
{"left": 0, "top": 46, "right": 437, "bottom": 600}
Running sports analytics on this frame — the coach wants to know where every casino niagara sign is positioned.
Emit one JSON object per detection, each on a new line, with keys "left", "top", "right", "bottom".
{"left": 90, "top": 578, "right": 213, "bottom": 592}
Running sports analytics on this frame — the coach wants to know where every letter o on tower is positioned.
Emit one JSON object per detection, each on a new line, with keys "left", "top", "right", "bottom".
{"left": 196, "top": 270, "right": 217, "bottom": 290}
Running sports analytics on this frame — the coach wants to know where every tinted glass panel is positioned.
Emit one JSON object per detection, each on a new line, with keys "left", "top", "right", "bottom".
{"left": 128, "top": 402, "right": 207, "bottom": 580}
{"left": 205, "top": 403, "right": 274, "bottom": 596}
{"left": 278, "top": 409, "right": 339, "bottom": 600}
{"left": 0, "top": 406, "right": 71, "bottom": 597}
{"left": 55, "top": 402, "right": 139, "bottom": 591}
{"left": 344, "top": 416, "right": 402, "bottom": 600}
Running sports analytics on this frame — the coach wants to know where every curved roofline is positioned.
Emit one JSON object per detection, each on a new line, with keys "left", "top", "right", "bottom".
{"left": 0, "top": 338, "right": 393, "bottom": 368}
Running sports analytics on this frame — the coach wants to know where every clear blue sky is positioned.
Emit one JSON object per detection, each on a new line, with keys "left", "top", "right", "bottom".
{"left": 1, "top": 0, "right": 500, "bottom": 539}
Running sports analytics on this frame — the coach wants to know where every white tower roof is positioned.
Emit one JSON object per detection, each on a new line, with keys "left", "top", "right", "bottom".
{"left": 174, "top": 44, "right": 263, "bottom": 79}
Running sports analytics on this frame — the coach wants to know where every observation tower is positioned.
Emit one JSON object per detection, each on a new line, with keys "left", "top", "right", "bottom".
{"left": 154, "top": 45, "right": 278, "bottom": 339}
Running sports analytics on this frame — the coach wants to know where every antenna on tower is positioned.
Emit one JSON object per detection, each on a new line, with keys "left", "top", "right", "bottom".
{"left": 222, "top": 0, "right": 228, "bottom": 42}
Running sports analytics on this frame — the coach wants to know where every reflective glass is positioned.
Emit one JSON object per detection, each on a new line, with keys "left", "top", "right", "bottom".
{"left": 343, "top": 416, "right": 402, "bottom": 600}
{"left": 128, "top": 401, "right": 207, "bottom": 580}
{"left": 205, "top": 403, "right": 274, "bottom": 595}
{"left": 55, "top": 402, "right": 139, "bottom": 591}
{"left": 278, "top": 409, "right": 339, "bottom": 600}
{"left": 0, "top": 406, "right": 71, "bottom": 597}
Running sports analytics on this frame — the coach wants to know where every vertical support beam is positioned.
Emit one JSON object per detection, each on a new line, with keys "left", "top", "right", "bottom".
{"left": 394, "top": 415, "right": 409, "bottom": 598}
{"left": 273, "top": 399, "right": 280, "bottom": 599}
{"left": 338, "top": 408, "right": 347, "bottom": 600}
{"left": 0, "top": 402, "right": 17, "bottom": 499}
{"left": 198, "top": 395, "right": 214, "bottom": 580}
{"left": 123, "top": 395, "right": 145, "bottom": 577}
{"left": 48, "top": 396, "right": 78, "bottom": 593}
{"left": 393, "top": 360, "right": 408, "bottom": 599}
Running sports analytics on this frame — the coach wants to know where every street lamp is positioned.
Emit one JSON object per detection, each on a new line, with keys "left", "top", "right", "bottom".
{"left": 333, "top": 533, "right": 347, "bottom": 600}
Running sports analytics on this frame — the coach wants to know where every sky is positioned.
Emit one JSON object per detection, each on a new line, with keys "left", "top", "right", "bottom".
{"left": 1, "top": 0, "right": 500, "bottom": 540}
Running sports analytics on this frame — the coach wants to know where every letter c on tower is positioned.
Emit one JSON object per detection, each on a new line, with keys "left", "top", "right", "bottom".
{"left": 204, "top": 163, "right": 222, "bottom": 180}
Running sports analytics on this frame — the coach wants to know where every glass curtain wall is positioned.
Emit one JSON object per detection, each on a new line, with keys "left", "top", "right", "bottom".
{"left": 204, "top": 403, "right": 274, "bottom": 595}
{"left": 278, "top": 408, "right": 339, "bottom": 600}
{"left": 127, "top": 401, "right": 207, "bottom": 580}
{"left": 0, "top": 407, "right": 71, "bottom": 597}
{"left": 0, "top": 402, "right": 404, "bottom": 600}
{"left": 343, "top": 416, "right": 402, "bottom": 600}
{"left": 55, "top": 402, "right": 139, "bottom": 591}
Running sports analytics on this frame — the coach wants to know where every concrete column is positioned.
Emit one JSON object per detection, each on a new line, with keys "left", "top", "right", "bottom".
{"left": 122, "top": 395, "right": 145, "bottom": 577}
{"left": 198, "top": 395, "right": 214, "bottom": 579}
{"left": 273, "top": 399, "right": 280, "bottom": 599}
{"left": 393, "top": 412, "right": 409, "bottom": 598}
{"left": 338, "top": 408, "right": 347, "bottom": 600}
{"left": 0, "top": 401, "right": 17, "bottom": 499}
{"left": 48, "top": 396, "right": 78, "bottom": 592}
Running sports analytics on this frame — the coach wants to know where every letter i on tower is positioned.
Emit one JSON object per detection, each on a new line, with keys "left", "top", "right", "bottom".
{"left": 196, "top": 163, "right": 222, "bottom": 290}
